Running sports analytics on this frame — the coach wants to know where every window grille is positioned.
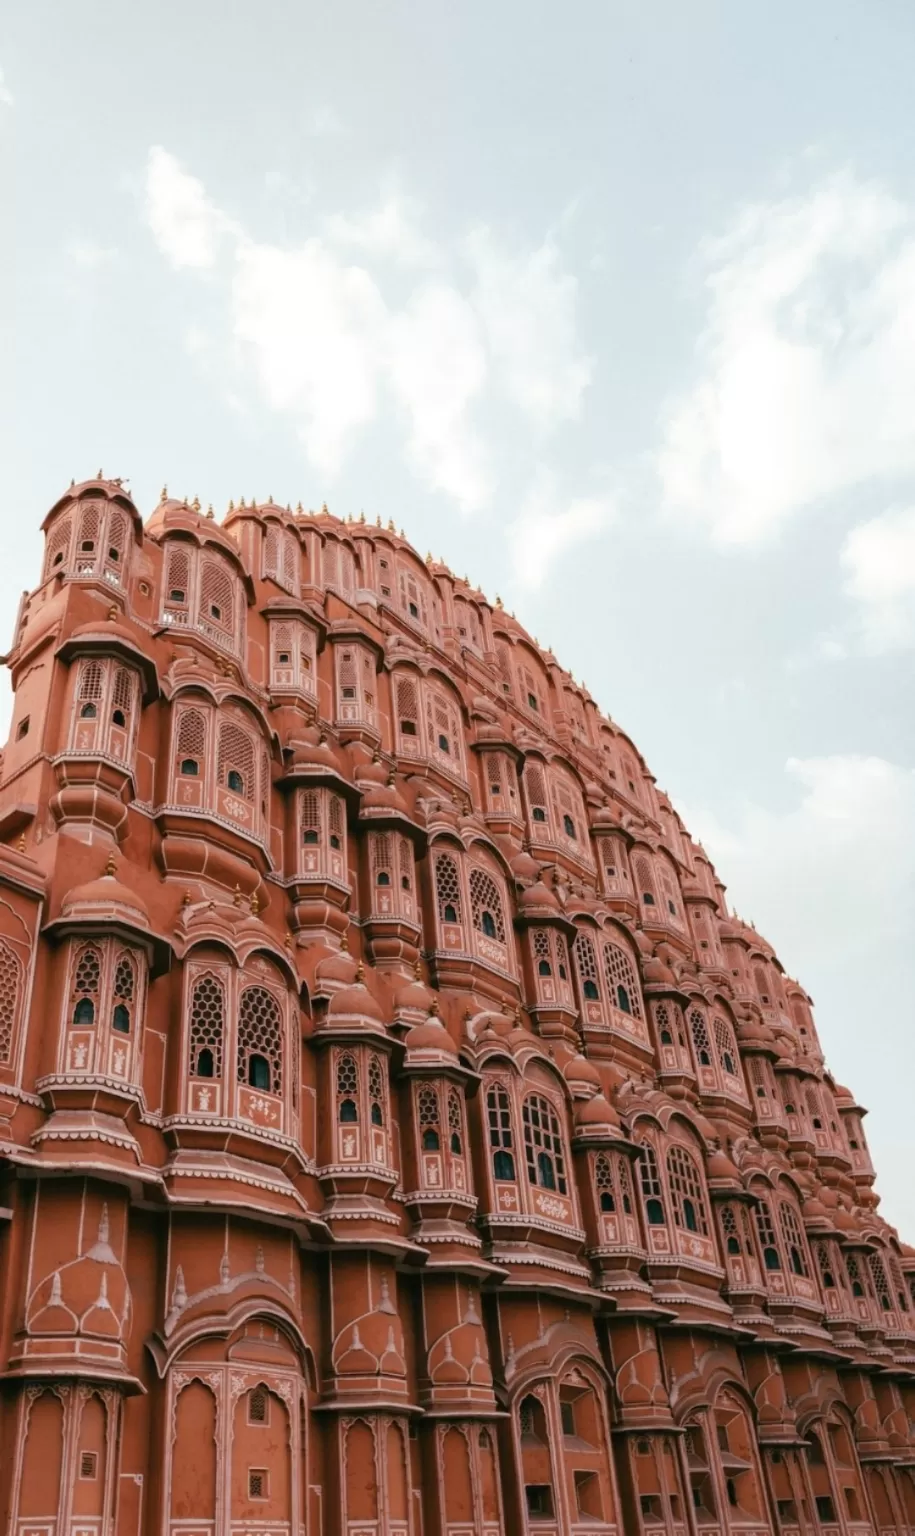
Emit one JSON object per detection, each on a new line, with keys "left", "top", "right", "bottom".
{"left": 418, "top": 1084, "right": 441, "bottom": 1150}
{"left": 44, "top": 515, "right": 72, "bottom": 578}
{"left": 868, "top": 1252, "right": 893, "bottom": 1312}
{"left": 237, "top": 985, "right": 283, "bottom": 1094}
{"left": 522, "top": 1093, "right": 568, "bottom": 1194}
{"left": 525, "top": 761, "right": 550, "bottom": 826}
{"left": 396, "top": 675, "right": 420, "bottom": 739}
{"left": 336, "top": 1051, "right": 358, "bottom": 1122}
{"left": 603, "top": 942, "right": 642, "bottom": 1019}
{"left": 633, "top": 852, "right": 657, "bottom": 909}
{"left": 188, "top": 975, "right": 225, "bottom": 1079}
{"left": 248, "top": 1385, "right": 268, "bottom": 1424}
{"left": 815, "top": 1242, "right": 836, "bottom": 1289}
{"left": 434, "top": 853, "right": 463, "bottom": 926}
{"left": 689, "top": 1009, "right": 713, "bottom": 1067}
{"left": 574, "top": 931, "right": 601, "bottom": 1002}
{"left": 754, "top": 1200, "right": 781, "bottom": 1270}
{"left": 164, "top": 545, "right": 191, "bottom": 608}
{"left": 176, "top": 707, "right": 207, "bottom": 765}
{"left": 198, "top": 555, "right": 235, "bottom": 638}
{"left": 447, "top": 1087, "right": 464, "bottom": 1154}
{"left": 666, "top": 1145, "right": 709, "bottom": 1234}
{"left": 0, "top": 940, "right": 21, "bottom": 1063}
{"left": 72, "top": 943, "right": 101, "bottom": 1024}
{"left": 779, "top": 1201, "right": 809, "bottom": 1276}
{"left": 595, "top": 1151, "right": 616, "bottom": 1212}
{"left": 469, "top": 867, "right": 506, "bottom": 943}
{"left": 638, "top": 1142, "right": 665, "bottom": 1224}
{"left": 112, "top": 950, "right": 135, "bottom": 1033}
{"left": 217, "top": 719, "right": 256, "bottom": 801}
{"left": 487, "top": 1084, "right": 515, "bottom": 1180}
{"left": 328, "top": 794, "right": 345, "bottom": 850}
{"left": 721, "top": 1205, "right": 740, "bottom": 1255}
{"left": 368, "top": 1054, "right": 386, "bottom": 1126}
{"left": 77, "top": 659, "right": 104, "bottom": 712}
{"left": 713, "top": 1016, "right": 741, "bottom": 1079}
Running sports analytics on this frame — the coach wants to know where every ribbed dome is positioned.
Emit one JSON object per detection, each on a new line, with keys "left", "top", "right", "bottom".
{"left": 574, "top": 1092, "right": 622, "bottom": 1131}
{"left": 314, "top": 943, "right": 357, "bottom": 993}
{"left": 327, "top": 968, "right": 385, "bottom": 1024}
{"left": 564, "top": 1053, "right": 602, "bottom": 1094}
{"left": 404, "top": 1005, "right": 458, "bottom": 1057}
{"left": 62, "top": 861, "right": 149, "bottom": 928}
{"left": 517, "top": 878, "right": 560, "bottom": 917}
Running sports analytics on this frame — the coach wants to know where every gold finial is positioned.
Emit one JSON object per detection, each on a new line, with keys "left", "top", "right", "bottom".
{"left": 239, "top": 496, "right": 246, "bottom": 508}
{"left": 284, "top": 930, "right": 293, "bottom": 950}
{"left": 181, "top": 889, "right": 192, "bottom": 907}
{"left": 105, "top": 851, "right": 117, "bottom": 877}
{"left": 268, "top": 492, "right": 273, "bottom": 503}
{"left": 228, "top": 499, "right": 235, "bottom": 511}
{"left": 429, "top": 997, "right": 440, "bottom": 1016}
{"left": 375, "top": 514, "right": 382, "bottom": 527}
{"left": 321, "top": 501, "right": 329, "bottom": 516}
{"left": 414, "top": 957, "right": 422, "bottom": 979}
{"left": 107, "top": 605, "right": 117, "bottom": 620}
{"left": 495, "top": 594, "right": 503, "bottom": 609}
{"left": 425, "top": 551, "right": 433, "bottom": 565}
{"left": 340, "top": 932, "right": 349, "bottom": 952}
{"left": 387, "top": 768, "right": 396, "bottom": 787}
{"left": 16, "top": 832, "right": 26, "bottom": 853}
{"left": 206, "top": 504, "right": 214, "bottom": 519}
{"left": 249, "top": 889, "right": 260, "bottom": 915}
{"left": 192, "top": 495, "right": 201, "bottom": 512}
{"left": 97, "top": 468, "right": 103, "bottom": 479}
{"left": 387, "top": 518, "right": 396, "bottom": 532}
{"left": 160, "top": 485, "right": 168, "bottom": 502}
{"left": 296, "top": 500, "right": 304, "bottom": 515}
{"left": 359, "top": 509, "right": 365, "bottom": 523}
{"left": 355, "top": 961, "right": 365, "bottom": 982}
{"left": 234, "top": 884, "right": 243, "bottom": 907}
{"left": 70, "top": 477, "right": 75, "bottom": 487}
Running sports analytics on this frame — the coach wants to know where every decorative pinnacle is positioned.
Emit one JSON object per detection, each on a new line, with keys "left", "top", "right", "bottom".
{"left": 376, "top": 514, "right": 382, "bottom": 527}
{"left": 296, "top": 500, "right": 304, "bottom": 515}
{"left": 160, "top": 485, "right": 168, "bottom": 502}
{"left": 192, "top": 495, "right": 200, "bottom": 512}
{"left": 414, "top": 957, "right": 422, "bottom": 979}
{"left": 206, "top": 504, "right": 214, "bottom": 519}
{"left": 105, "top": 851, "right": 117, "bottom": 877}
{"left": 355, "top": 961, "right": 365, "bottom": 982}
{"left": 321, "top": 501, "right": 329, "bottom": 516}
{"left": 97, "top": 468, "right": 103, "bottom": 479}
{"left": 429, "top": 997, "right": 440, "bottom": 1016}
{"left": 17, "top": 833, "right": 26, "bottom": 853}
{"left": 495, "top": 594, "right": 503, "bottom": 609}
{"left": 181, "top": 889, "right": 191, "bottom": 907}
{"left": 234, "top": 884, "right": 243, "bottom": 907}
{"left": 284, "top": 931, "right": 293, "bottom": 950}
{"left": 340, "top": 932, "right": 349, "bottom": 952}
{"left": 228, "top": 499, "right": 235, "bottom": 511}
{"left": 387, "top": 518, "right": 396, "bottom": 532}
{"left": 359, "top": 510, "right": 365, "bottom": 523}
{"left": 239, "top": 496, "right": 246, "bottom": 508}
{"left": 107, "top": 606, "right": 117, "bottom": 621}
{"left": 249, "top": 890, "right": 260, "bottom": 915}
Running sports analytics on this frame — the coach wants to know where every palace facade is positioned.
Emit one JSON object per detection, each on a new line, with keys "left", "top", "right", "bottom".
{"left": 0, "top": 477, "right": 913, "bottom": 1536}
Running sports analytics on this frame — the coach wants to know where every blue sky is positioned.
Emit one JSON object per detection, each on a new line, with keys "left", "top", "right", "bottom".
{"left": 3, "top": 2, "right": 915, "bottom": 1230}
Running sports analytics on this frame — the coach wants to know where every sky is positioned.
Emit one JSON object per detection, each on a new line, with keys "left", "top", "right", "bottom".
{"left": 2, "top": 2, "right": 915, "bottom": 1231}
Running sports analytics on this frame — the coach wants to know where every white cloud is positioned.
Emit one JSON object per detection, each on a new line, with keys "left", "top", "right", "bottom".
{"left": 661, "top": 172, "right": 915, "bottom": 546}
{"left": 145, "top": 146, "right": 235, "bottom": 270}
{"left": 508, "top": 468, "right": 613, "bottom": 590}
{"left": 66, "top": 237, "right": 118, "bottom": 268}
{"left": 840, "top": 505, "right": 915, "bottom": 652}
{"left": 683, "top": 754, "right": 915, "bottom": 969}
{"left": 468, "top": 229, "right": 594, "bottom": 430}
{"left": 143, "top": 148, "right": 596, "bottom": 565}
{"left": 0, "top": 66, "right": 12, "bottom": 107}
{"left": 309, "top": 105, "right": 345, "bottom": 138}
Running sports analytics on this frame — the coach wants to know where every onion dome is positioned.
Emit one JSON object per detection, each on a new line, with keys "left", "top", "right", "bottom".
{"left": 517, "top": 878, "right": 560, "bottom": 919}
{"left": 736, "top": 1016, "right": 774, "bottom": 1048}
{"left": 326, "top": 963, "right": 386, "bottom": 1027}
{"left": 563, "top": 1052, "right": 602, "bottom": 1098}
{"left": 706, "top": 1149, "right": 743, "bottom": 1189}
{"left": 314, "top": 938, "right": 358, "bottom": 995}
{"left": 61, "top": 853, "right": 150, "bottom": 931}
{"left": 359, "top": 770, "right": 411, "bottom": 821}
{"left": 58, "top": 616, "right": 159, "bottom": 698}
{"left": 689, "top": 1110, "right": 718, "bottom": 1145}
{"left": 509, "top": 848, "right": 541, "bottom": 885}
{"left": 393, "top": 962, "right": 434, "bottom": 1018}
{"left": 285, "top": 729, "right": 349, "bottom": 780}
{"left": 574, "top": 1092, "right": 623, "bottom": 1137}
{"left": 642, "top": 953, "right": 676, "bottom": 986}
{"left": 801, "top": 1194, "right": 830, "bottom": 1228}
{"left": 404, "top": 1001, "right": 459, "bottom": 1059}
{"left": 44, "top": 475, "right": 142, "bottom": 533}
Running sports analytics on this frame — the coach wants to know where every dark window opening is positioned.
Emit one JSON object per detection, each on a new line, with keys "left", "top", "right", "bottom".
{"left": 196, "top": 1047, "right": 214, "bottom": 1078}
{"left": 438, "top": 733, "right": 450, "bottom": 753}
{"left": 642, "top": 891, "right": 655, "bottom": 905}
{"left": 538, "top": 959, "right": 552, "bottom": 977}
{"left": 699, "top": 1048, "right": 711, "bottom": 1066}
{"left": 723, "top": 1052, "right": 736, "bottom": 1075}
{"left": 409, "top": 601, "right": 419, "bottom": 618}
{"left": 443, "top": 902, "right": 457, "bottom": 923}
{"left": 481, "top": 911, "right": 497, "bottom": 938}
{"left": 209, "top": 603, "right": 221, "bottom": 621}
{"left": 80, "top": 702, "right": 97, "bottom": 719}
{"left": 339, "top": 1098, "right": 357, "bottom": 1123}
{"left": 532, "top": 805, "right": 546, "bottom": 822}
{"left": 329, "top": 834, "right": 341, "bottom": 850}
{"left": 764, "top": 1246, "right": 781, "bottom": 1271}
{"left": 525, "top": 1485, "right": 552, "bottom": 1517}
{"left": 646, "top": 1198, "right": 665, "bottom": 1225}
{"left": 536, "top": 1151, "right": 556, "bottom": 1190}
{"left": 727, "top": 1235, "right": 740, "bottom": 1255}
{"left": 169, "top": 588, "right": 185, "bottom": 603}
{"left": 227, "top": 769, "right": 244, "bottom": 793}
{"left": 668, "top": 899, "right": 677, "bottom": 914}
{"left": 660, "top": 1027, "right": 673, "bottom": 1044}
{"left": 563, "top": 813, "right": 576, "bottom": 838}
{"left": 180, "top": 757, "right": 199, "bottom": 775}
{"left": 81, "top": 539, "right": 95, "bottom": 552}
{"left": 247, "top": 1053, "right": 271, "bottom": 1091}
{"left": 683, "top": 1198, "right": 698, "bottom": 1232}
{"left": 493, "top": 1149, "right": 515, "bottom": 1180}
{"left": 422, "top": 1128, "right": 440, "bottom": 1151}
{"left": 277, "top": 651, "right": 291, "bottom": 664}
{"left": 401, "top": 875, "right": 410, "bottom": 890}
{"left": 108, "top": 546, "right": 120, "bottom": 562}
{"left": 789, "top": 1246, "right": 804, "bottom": 1276}
{"left": 371, "top": 1101, "right": 383, "bottom": 1126}
{"left": 450, "top": 1131, "right": 462, "bottom": 1154}
{"left": 600, "top": 1189, "right": 615, "bottom": 1212}
{"left": 112, "top": 1003, "right": 130, "bottom": 1033}
{"left": 112, "top": 708, "right": 126, "bottom": 727}
{"left": 616, "top": 984, "right": 632, "bottom": 1013}
{"left": 583, "top": 979, "right": 599, "bottom": 1001}
{"left": 560, "top": 1400, "right": 575, "bottom": 1435}
{"left": 16, "top": 717, "right": 29, "bottom": 739}
{"left": 377, "top": 871, "right": 391, "bottom": 886}
{"left": 815, "top": 1497, "right": 836, "bottom": 1522}
{"left": 303, "top": 828, "right": 319, "bottom": 844}
{"left": 73, "top": 998, "right": 95, "bottom": 1025}
{"left": 527, "top": 692, "right": 538, "bottom": 711}
{"left": 400, "top": 719, "right": 417, "bottom": 735}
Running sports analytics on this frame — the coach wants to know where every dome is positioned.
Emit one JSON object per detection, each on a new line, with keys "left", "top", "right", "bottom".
{"left": 574, "top": 1092, "right": 622, "bottom": 1132}
{"left": 327, "top": 966, "right": 386, "bottom": 1025}
{"left": 286, "top": 730, "right": 348, "bottom": 780}
{"left": 706, "top": 1150, "right": 742, "bottom": 1184}
{"left": 517, "top": 878, "right": 560, "bottom": 917}
{"left": 314, "top": 941, "right": 357, "bottom": 994}
{"left": 509, "top": 848, "right": 541, "bottom": 884}
{"left": 563, "top": 1053, "right": 602, "bottom": 1094}
{"left": 394, "top": 965, "right": 434, "bottom": 1016}
{"left": 404, "top": 1004, "right": 459, "bottom": 1058}
{"left": 61, "top": 857, "right": 149, "bottom": 930}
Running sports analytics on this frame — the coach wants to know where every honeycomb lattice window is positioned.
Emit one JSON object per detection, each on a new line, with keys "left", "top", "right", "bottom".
{"left": 328, "top": 795, "right": 345, "bottom": 848}
{"left": 188, "top": 975, "right": 225, "bottom": 1080}
{"left": 713, "top": 1016, "right": 741, "bottom": 1079}
{"left": 0, "top": 939, "right": 22, "bottom": 1064}
{"left": 532, "top": 929, "right": 551, "bottom": 972}
{"left": 602, "top": 942, "right": 642, "bottom": 1020}
{"left": 574, "top": 932, "right": 601, "bottom": 1002}
{"left": 248, "top": 1468, "right": 268, "bottom": 1499}
{"left": 71, "top": 943, "right": 101, "bottom": 1025}
{"left": 595, "top": 1151, "right": 616, "bottom": 1211}
{"left": 164, "top": 545, "right": 191, "bottom": 607}
{"left": 176, "top": 707, "right": 207, "bottom": 765}
{"left": 418, "top": 1084, "right": 441, "bottom": 1150}
{"left": 522, "top": 1093, "right": 567, "bottom": 1194}
{"left": 44, "top": 515, "right": 72, "bottom": 579}
{"left": 524, "top": 761, "right": 550, "bottom": 826}
{"left": 112, "top": 950, "right": 136, "bottom": 1033}
{"left": 237, "top": 986, "right": 283, "bottom": 1094}
{"left": 754, "top": 1200, "right": 781, "bottom": 1269}
{"left": 111, "top": 665, "right": 134, "bottom": 721}
{"left": 447, "top": 1087, "right": 464, "bottom": 1153}
{"left": 198, "top": 555, "right": 235, "bottom": 637}
{"left": 666, "top": 1145, "right": 709, "bottom": 1234}
{"left": 77, "top": 659, "right": 104, "bottom": 714}
{"left": 368, "top": 1053, "right": 386, "bottom": 1126}
{"left": 689, "top": 1009, "right": 713, "bottom": 1067}
{"left": 815, "top": 1242, "right": 836, "bottom": 1289}
{"left": 217, "top": 719, "right": 256, "bottom": 801}
{"left": 434, "top": 853, "right": 463, "bottom": 926}
{"left": 720, "top": 1204, "right": 740, "bottom": 1254}
{"left": 248, "top": 1385, "right": 269, "bottom": 1424}
{"left": 371, "top": 832, "right": 393, "bottom": 883}
{"left": 469, "top": 867, "right": 506, "bottom": 943}
{"left": 632, "top": 852, "right": 657, "bottom": 910}
{"left": 77, "top": 503, "right": 100, "bottom": 557}
{"left": 396, "top": 675, "right": 420, "bottom": 737}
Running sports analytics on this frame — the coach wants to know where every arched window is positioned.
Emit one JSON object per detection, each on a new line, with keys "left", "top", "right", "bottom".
{"left": 44, "top": 514, "right": 72, "bottom": 579}
{"left": 111, "top": 951, "right": 135, "bottom": 1033}
{"left": 522, "top": 1094, "right": 568, "bottom": 1194}
{"left": 868, "top": 1252, "right": 893, "bottom": 1313}
{"left": 603, "top": 943, "right": 643, "bottom": 1021}
{"left": 689, "top": 1009, "right": 713, "bottom": 1068}
{"left": 248, "top": 1384, "right": 269, "bottom": 1425}
{"left": 198, "top": 554, "right": 235, "bottom": 640}
{"left": 237, "top": 986, "right": 283, "bottom": 1097}
{"left": 632, "top": 852, "right": 657, "bottom": 910}
{"left": 417, "top": 1084, "right": 442, "bottom": 1151}
{"left": 487, "top": 1084, "right": 515, "bottom": 1181}
{"left": 217, "top": 719, "right": 256, "bottom": 803}
{"left": 71, "top": 944, "right": 101, "bottom": 1026}
{"left": 574, "top": 932, "right": 601, "bottom": 1003}
{"left": 368, "top": 1054, "right": 386, "bottom": 1127}
{"left": 754, "top": 1199, "right": 781, "bottom": 1270}
{"left": 638, "top": 1141, "right": 666, "bottom": 1226}
{"left": 666, "top": 1145, "right": 709, "bottom": 1235}
{"left": 188, "top": 974, "right": 225, "bottom": 1081}
{"left": 447, "top": 1087, "right": 464, "bottom": 1155}
{"left": 0, "top": 939, "right": 22, "bottom": 1065}
{"left": 175, "top": 707, "right": 207, "bottom": 782}
{"left": 469, "top": 867, "right": 506, "bottom": 944}
{"left": 595, "top": 1152, "right": 616, "bottom": 1212}
{"left": 76, "top": 659, "right": 104, "bottom": 720}
{"left": 779, "top": 1201, "right": 809, "bottom": 1277}
{"left": 336, "top": 1052, "right": 358, "bottom": 1122}
{"left": 721, "top": 1205, "right": 741, "bottom": 1256}
{"left": 434, "top": 852, "right": 463, "bottom": 930}
{"left": 524, "top": 761, "right": 551, "bottom": 832}
{"left": 713, "top": 1015, "right": 741, "bottom": 1081}
{"left": 815, "top": 1242, "right": 836, "bottom": 1290}
{"left": 396, "top": 675, "right": 420, "bottom": 741}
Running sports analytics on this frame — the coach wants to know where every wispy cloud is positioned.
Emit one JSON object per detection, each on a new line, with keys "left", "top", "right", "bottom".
{"left": 143, "top": 147, "right": 602, "bottom": 570}
{"left": 0, "top": 66, "right": 12, "bottom": 108}
{"left": 508, "top": 467, "right": 614, "bottom": 590}
{"left": 660, "top": 171, "right": 915, "bottom": 546}
{"left": 66, "top": 237, "right": 119, "bottom": 269}
{"left": 840, "top": 504, "right": 915, "bottom": 653}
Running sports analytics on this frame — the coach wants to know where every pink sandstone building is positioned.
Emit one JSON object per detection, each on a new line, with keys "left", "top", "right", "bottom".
{"left": 0, "top": 476, "right": 913, "bottom": 1536}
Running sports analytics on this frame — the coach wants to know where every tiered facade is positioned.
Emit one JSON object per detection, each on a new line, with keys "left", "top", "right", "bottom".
{"left": 0, "top": 476, "right": 913, "bottom": 1536}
